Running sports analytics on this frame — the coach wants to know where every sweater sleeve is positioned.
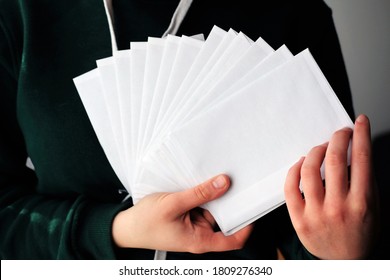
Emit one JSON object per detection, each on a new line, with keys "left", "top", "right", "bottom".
{"left": 0, "top": 6, "right": 131, "bottom": 260}
{"left": 0, "top": 61, "right": 130, "bottom": 259}
{"left": 0, "top": 63, "right": 131, "bottom": 258}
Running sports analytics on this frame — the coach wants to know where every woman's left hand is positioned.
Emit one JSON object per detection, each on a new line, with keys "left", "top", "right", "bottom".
{"left": 284, "top": 114, "right": 380, "bottom": 259}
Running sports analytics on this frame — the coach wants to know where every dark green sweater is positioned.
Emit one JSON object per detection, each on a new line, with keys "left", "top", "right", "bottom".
{"left": 0, "top": 0, "right": 354, "bottom": 259}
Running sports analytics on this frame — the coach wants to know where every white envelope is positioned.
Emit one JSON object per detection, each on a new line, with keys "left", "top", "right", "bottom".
{"left": 171, "top": 31, "right": 253, "bottom": 130}
{"left": 137, "top": 37, "right": 165, "bottom": 162}
{"left": 142, "top": 35, "right": 181, "bottom": 158}
{"left": 73, "top": 69, "right": 131, "bottom": 193}
{"left": 142, "top": 34, "right": 204, "bottom": 159}
{"left": 129, "top": 42, "right": 147, "bottom": 165}
{"left": 152, "top": 35, "right": 205, "bottom": 143}
{"left": 113, "top": 50, "right": 133, "bottom": 179}
{"left": 96, "top": 57, "right": 127, "bottom": 171}
{"left": 207, "top": 44, "right": 293, "bottom": 111}
{"left": 157, "top": 28, "right": 236, "bottom": 138}
{"left": 74, "top": 26, "right": 354, "bottom": 237}
{"left": 139, "top": 49, "right": 353, "bottom": 235}
{"left": 176, "top": 35, "right": 274, "bottom": 130}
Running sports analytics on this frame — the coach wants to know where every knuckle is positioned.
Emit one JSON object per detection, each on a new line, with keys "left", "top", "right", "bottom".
{"left": 287, "top": 157, "right": 304, "bottom": 175}
{"left": 193, "top": 184, "right": 211, "bottom": 202}
{"left": 287, "top": 165, "right": 296, "bottom": 175}
{"left": 326, "top": 150, "right": 345, "bottom": 167}
{"left": 234, "top": 239, "right": 246, "bottom": 250}
{"left": 188, "top": 240, "right": 210, "bottom": 254}
{"left": 324, "top": 205, "right": 345, "bottom": 222}
{"left": 334, "top": 128, "right": 351, "bottom": 139}
{"left": 293, "top": 219, "right": 310, "bottom": 236}
{"left": 310, "top": 144, "right": 327, "bottom": 156}
{"left": 300, "top": 163, "right": 317, "bottom": 179}
{"left": 286, "top": 165, "right": 299, "bottom": 179}
{"left": 355, "top": 150, "right": 371, "bottom": 165}
{"left": 349, "top": 200, "right": 369, "bottom": 220}
{"left": 162, "top": 201, "right": 179, "bottom": 217}
{"left": 188, "top": 245, "right": 204, "bottom": 254}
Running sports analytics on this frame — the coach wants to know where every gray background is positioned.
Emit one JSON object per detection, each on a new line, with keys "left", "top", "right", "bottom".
{"left": 324, "top": 0, "right": 390, "bottom": 139}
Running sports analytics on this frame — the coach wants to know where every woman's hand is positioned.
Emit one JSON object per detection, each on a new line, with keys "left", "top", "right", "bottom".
{"left": 112, "top": 175, "right": 253, "bottom": 253}
{"left": 284, "top": 114, "right": 380, "bottom": 259}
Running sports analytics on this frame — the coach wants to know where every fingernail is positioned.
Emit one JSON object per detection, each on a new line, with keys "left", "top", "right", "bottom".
{"left": 212, "top": 175, "right": 227, "bottom": 189}
{"left": 356, "top": 114, "right": 368, "bottom": 124}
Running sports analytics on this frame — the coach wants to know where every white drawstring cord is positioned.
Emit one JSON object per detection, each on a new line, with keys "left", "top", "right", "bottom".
{"left": 103, "top": 0, "right": 118, "bottom": 53}
{"left": 103, "top": 0, "right": 193, "bottom": 53}
{"left": 162, "top": 0, "right": 193, "bottom": 37}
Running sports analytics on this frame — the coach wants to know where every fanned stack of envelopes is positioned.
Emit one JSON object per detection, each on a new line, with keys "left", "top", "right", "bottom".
{"left": 73, "top": 25, "right": 353, "bottom": 235}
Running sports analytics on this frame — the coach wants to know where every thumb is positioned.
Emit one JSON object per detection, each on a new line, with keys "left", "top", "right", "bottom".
{"left": 172, "top": 174, "right": 230, "bottom": 214}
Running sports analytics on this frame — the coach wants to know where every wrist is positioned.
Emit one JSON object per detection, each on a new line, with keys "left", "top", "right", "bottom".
{"left": 112, "top": 209, "right": 136, "bottom": 248}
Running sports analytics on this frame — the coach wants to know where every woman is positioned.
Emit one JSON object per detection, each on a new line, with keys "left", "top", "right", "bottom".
{"left": 0, "top": 0, "right": 378, "bottom": 259}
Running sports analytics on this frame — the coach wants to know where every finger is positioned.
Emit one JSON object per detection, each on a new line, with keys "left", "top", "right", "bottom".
{"left": 169, "top": 175, "right": 230, "bottom": 215}
{"left": 324, "top": 127, "right": 352, "bottom": 201}
{"left": 300, "top": 144, "right": 327, "bottom": 208}
{"left": 200, "top": 224, "right": 253, "bottom": 253}
{"left": 350, "top": 115, "right": 373, "bottom": 198}
{"left": 284, "top": 157, "right": 305, "bottom": 218}
{"left": 189, "top": 209, "right": 216, "bottom": 228}
{"left": 202, "top": 209, "right": 217, "bottom": 228}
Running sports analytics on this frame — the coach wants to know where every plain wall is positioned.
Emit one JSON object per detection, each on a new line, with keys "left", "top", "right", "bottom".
{"left": 324, "top": 0, "right": 390, "bottom": 139}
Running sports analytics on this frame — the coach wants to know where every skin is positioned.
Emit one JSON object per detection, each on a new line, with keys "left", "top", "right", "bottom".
{"left": 113, "top": 114, "right": 379, "bottom": 259}
{"left": 284, "top": 114, "right": 379, "bottom": 259}
{"left": 112, "top": 174, "right": 253, "bottom": 253}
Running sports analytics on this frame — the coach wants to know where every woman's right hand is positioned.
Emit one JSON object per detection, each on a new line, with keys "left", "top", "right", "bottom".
{"left": 112, "top": 174, "right": 253, "bottom": 253}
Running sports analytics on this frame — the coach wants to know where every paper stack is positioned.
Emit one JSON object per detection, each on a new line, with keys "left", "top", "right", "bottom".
{"left": 73, "top": 25, "right": 353, "bottom": 235}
